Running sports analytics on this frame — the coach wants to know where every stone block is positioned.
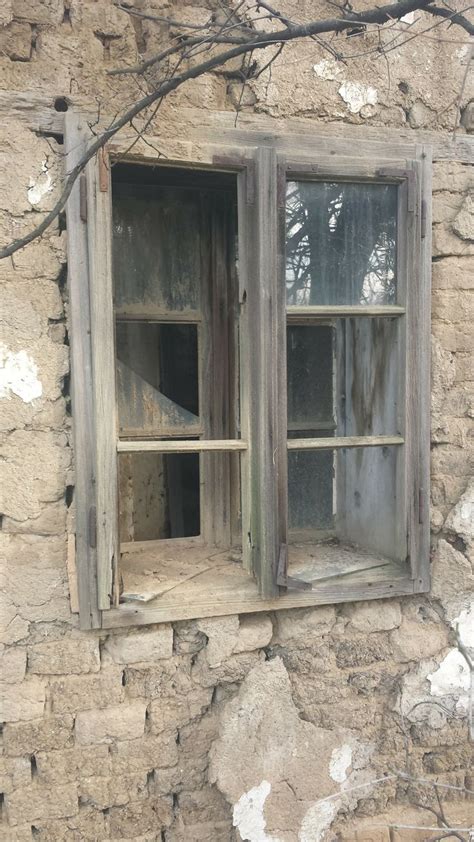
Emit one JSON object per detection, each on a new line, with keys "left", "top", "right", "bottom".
{"left": 453, "top": 194, "right": 474, "bottom": 240}
{"left": 48, "top": 668, "right": 124, "bottom": 713}
{"left": 110, "top": 732, "right": 179, "bottom": 776}
{"left": 192, "top": 648, "right": 264, "bottom": 688}
{"left": 28, "top": 637, "right": 100, "bottom": 675}
{"left": 0, "top": 756, "right": 31, "bottom": 793}
{"left": 104, "top": 625, "right": 173, "bottom": 664}
{"left": 273, "top": 605, "right": 336, "bottom": 644}
{"left": 0, "top": 21, "right": 31, "bottom": 60}
{"left": 390, "top": 603, "right": 450, "bottom": 663}
{"left": 0, "top": 645, "right": 27, "bottom": 682}
{"left": 234, "top": 614, "right": 273, "bottom": 653}
{"left": 334, "top": 637, "right": 392, "bottom": 669}
{"left": 3, "top": 715, "right": 74, "bottom": 756}
{"left": 74, "top": 703, "right": 147, "bottom": 745}
{"left": 35, "top": 745, "right": 111, "bottom": 785}
{"left": 148, "top": 681, "right": 213, "bottom": 734}
{"left": 342, "top": 600, "right": 402, "bottom": 632}
{"left": 0, "top": 676, "right": 45, "bottom": 722}
{"left": 444, "top": 480, "right": 473, "bottom": 545}
{"left": 0, "top": 429, "right": 70, "bottom": 523}
{"left": 107, "top": 799, "right": 173, "bottom": 837}
{"left": 79, "top": 771, "right": 148, "bottom": 809}
{"left": 11, "top": 0, "right": 63, "bottom": 25}
{"left": 5, "top": 782, "right": 78, "bottom": 826}
{"left": 432, "top": 256, "right": 474, "bottom": 290}
{"left": 197, "top": 615, "right": 238, "bottom": 666}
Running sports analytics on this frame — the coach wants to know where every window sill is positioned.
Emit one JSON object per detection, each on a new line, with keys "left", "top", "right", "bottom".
{"left": 101, "top": 541, "right": 419, "bottom": 629}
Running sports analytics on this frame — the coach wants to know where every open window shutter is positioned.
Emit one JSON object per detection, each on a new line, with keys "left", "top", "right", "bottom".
{"left": 85, "top": 143, "right": 119, "bottom": 610}
{"left": 65, "top": 112, "right": 119, "bottom": 623}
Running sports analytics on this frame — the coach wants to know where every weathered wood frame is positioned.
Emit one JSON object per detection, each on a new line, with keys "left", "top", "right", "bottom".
{"left": 65, "top": 112, "right": 431, "bottom": 628}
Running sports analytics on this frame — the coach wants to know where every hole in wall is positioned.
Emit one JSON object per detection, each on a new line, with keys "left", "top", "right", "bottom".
{"left": 30, "top": 755, "right": 38, "bottom": 777}
{"left": 398, "top": 81, "right": 409, "bottom": 94}
{"left": 54, "top": 97, "right": 69, "bottom": 113}
{"left": 65, "top": 486, "right": 74, "bottom": 508}
{"left": 0, "top": 793, "right": 4, "bottom": 821}
{"left": 58, "top": 211, "right": 67, "bottom": 234}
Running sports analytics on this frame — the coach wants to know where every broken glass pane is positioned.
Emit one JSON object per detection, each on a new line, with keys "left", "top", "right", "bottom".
{"left": 119, "top": 452, "right": 200, "bottom": 542}
{"left": 286, "top": 181, "right": 397, "bottom": 306}
{"left": 116, "top": 322, "right": 199, "bottom": 436}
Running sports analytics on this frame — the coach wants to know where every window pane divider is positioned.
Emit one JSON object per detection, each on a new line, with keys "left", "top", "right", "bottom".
{"left": 287, "top": 435, "right": 404, "bottom": 450}
{"left": 117, "top": 439, "right": 247, "bottom": 453}
{"left": 287, "top": 306, "right": 405, "bottom": 318}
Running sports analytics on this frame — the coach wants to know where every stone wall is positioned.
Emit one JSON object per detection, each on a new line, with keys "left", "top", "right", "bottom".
{"left": 0, "top": 1, "right": 473, "bottom": 840}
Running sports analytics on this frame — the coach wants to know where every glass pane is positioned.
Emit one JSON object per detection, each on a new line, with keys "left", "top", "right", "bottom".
{"left": 337, "top": 318, "right": 400, "bottom": 436}
{"left": 286, "top": 181, "right": 397, "bottom": 306}
{"left": 288, "top": 445, "right": 404, "bottom": 561}
{"left": 119, "top": 452, "right": 200, "bottom": 542}
{"left": 288, "top": 434, "right": 334, "bottom": 533}
{"left": 113, "top": 185, "right": 202, "bottom": 312}
{"left": 287, "top": 325, "right": 334, "bottom": 431}
{"left": 287, "top": 319, "right": 400, "bottom": 439}
{"left": 116, "top": 322, "right": 199, "bottom": 437}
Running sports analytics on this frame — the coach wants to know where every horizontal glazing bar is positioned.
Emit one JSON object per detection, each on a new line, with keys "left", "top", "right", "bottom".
{"left": 117, "top": 439, "right": 247, "bottom": 453}
{"left": 287, "top": 435, "right": 404, "bottom": 451}
{"left": 115, "top": 311, "right": 202, "bottom": 323}
{"left": 287, "top": 306, "right": 406, "bottom": 318}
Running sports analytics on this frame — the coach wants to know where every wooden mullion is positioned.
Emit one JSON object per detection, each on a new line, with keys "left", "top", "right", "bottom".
{"left": 65, "top": 113, "right": 101, "bottom": 630}
{"left": 87, "top": 147, "right": 120, "bottom": 610}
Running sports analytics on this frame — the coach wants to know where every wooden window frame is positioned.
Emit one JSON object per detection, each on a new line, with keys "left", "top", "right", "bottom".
{"left": 66, "top": 112, "right": 431, "bottom": 630}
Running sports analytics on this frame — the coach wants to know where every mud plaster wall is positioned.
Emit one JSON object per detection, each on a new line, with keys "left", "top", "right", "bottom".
{"left": 0, "top": 1, "right": 473, "bottom": 840}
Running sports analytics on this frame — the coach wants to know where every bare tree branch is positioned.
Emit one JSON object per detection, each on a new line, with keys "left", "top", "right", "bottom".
{"left": 0, "top": 0, "right": 470, "bottom": 260}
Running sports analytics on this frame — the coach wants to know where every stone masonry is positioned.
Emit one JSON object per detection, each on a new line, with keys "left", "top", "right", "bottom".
{"left": 0, "top": 1, "right": 473, "bottom": 840}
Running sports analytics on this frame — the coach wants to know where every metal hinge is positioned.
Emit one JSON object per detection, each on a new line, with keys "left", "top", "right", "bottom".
{"left": 88, "top": 505, "right": 97, "bottom": 549}
{"left": 79, "top": 173, "right": 87, "bottom": 222}
{"left": 98, "top": 147, "right": 109, "bottom": 192}
{"left": 421, "top": 199, "right": 427, "bottom": 239}
{"left": 418, "top": 488, "right": 426, "bottom": 525}
{"left": 276, "top": 543, "right": 312, "bottom": 591}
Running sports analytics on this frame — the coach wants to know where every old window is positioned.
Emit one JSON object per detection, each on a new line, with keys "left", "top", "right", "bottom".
{"left": 66, "top": 116, "right": 430, "bottom": 629}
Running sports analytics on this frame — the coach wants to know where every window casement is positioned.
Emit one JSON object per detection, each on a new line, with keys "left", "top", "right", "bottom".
{"left": 66, "top": 113, "right": 431, "bottom": 630}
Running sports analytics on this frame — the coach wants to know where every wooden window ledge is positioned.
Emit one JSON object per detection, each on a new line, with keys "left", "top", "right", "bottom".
{"left": 101, "top": 541, "right": 416, "bottom": 628}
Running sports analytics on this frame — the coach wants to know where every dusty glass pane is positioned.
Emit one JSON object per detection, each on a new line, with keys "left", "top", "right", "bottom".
{"left": 286, "top": 181, "right": 397, "bottom": 306}
{"left": 113, "top": 184, "right": 202, "bottom": 312}
{"left": 287, "top": 325, "right": 334, "bottom": 430}
{"left": 119, "top": 452, "right": 200, "bottom": 542}
{"left": 335, "top": 317, "right": 399, "bottom": 437}
{"left": 288, "top": 444, "right": 404, "bottom": 560}
{"left": 288, "top": 434, "right": 334, "bottom": 533}
{"left": 116, "top": 322, "right": 199, "bottom": 437}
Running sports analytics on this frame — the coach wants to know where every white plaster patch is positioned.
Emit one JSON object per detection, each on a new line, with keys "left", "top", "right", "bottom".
{"left": 233, "top": 780, "right": 280, "bottom": 842}
{"left": 453, "top": 606, "right": 474, "bottom": 650}
{"left": 313, "top": 60, "right": 342, "bottom": 81}
{"left": 329, "top": 744, "right": 352, "bottom": 783}
{"left": 428, "top": 649, "right": 470, "bottom": 713}
{"left": 299, "top": 800, "right": 338, "bottom": 842}
{"left": 0, "top": 345, "right": 42, "bottom": 403}
{"left": 338, "top": 81, "right": 378, "bottom": 114}
{"left": 27, "top": 160, "right": 53, "bottom": 205}
{"left": 400, "top": 11, "right": 415, "bottom": 23}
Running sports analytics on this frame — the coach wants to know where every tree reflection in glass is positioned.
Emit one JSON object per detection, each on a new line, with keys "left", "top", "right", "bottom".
{"left": 285, "top": 181, "right": 397, "bottom": 306}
